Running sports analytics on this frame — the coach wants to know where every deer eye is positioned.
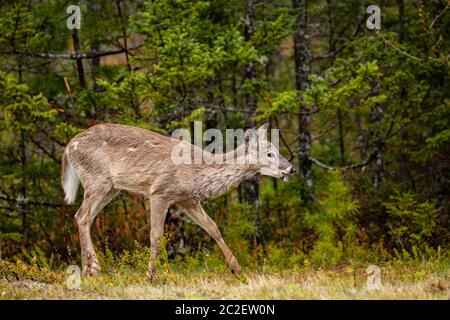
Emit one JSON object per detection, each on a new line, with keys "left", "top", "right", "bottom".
{"left": 267, "top": 151, "right": 276, "bottom": 159}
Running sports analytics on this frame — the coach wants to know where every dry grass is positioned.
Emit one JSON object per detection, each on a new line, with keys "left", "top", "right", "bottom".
{"left": 1, "top": 262, "right": 449, "bottom": 300}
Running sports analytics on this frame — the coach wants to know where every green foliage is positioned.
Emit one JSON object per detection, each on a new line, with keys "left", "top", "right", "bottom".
{"left": 0, "top": 257, "right": 62, "bottom": 284}
{"left": 0, "top": 0, "right": 448, "bottom": 274}
{"left": 385, "top": 193, "right": 440, "bottom": 249}
{"left": 0, "top": 71, "right": 56, "bottom": 132}
{"left": 304, "top": 171, "right": 362, "bottom": 266}
{"left": 221, "top": 202, "right": 256, "bottom": 265}
{"left": 168, "top": 107, "right": 206, "bottom": 129}
{"left": 0, "top": 5, "right": 50, "bottom": 56}
{"left": 256, "top": 90, "right": 297, "bottom": 121}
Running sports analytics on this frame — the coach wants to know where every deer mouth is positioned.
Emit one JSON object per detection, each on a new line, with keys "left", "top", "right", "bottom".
{"left": 281, "top": 172, "right": 289, "bottom": 181}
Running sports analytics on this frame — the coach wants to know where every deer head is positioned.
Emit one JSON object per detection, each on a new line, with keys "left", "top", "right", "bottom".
{"left": 244, "top": 123, "right": 295, "bottom": 181}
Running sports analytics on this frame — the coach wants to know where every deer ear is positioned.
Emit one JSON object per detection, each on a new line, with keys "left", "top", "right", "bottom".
{"left": 244, "top": 128, "right": 257, "bottom": 150}
{"left": 257, "top": 122, "right": 269, "bottom": 138}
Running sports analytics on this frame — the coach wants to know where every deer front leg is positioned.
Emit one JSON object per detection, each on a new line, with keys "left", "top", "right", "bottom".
{"left": 147, "top": 195, "right": 169, "bottom": 280}
{"left": 178, "top": 200, "right": 242, "bottom": 276}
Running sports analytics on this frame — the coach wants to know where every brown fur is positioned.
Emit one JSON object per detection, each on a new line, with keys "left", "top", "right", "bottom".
{"left": 62, "top": 123, "right": 293, "bottom": 278}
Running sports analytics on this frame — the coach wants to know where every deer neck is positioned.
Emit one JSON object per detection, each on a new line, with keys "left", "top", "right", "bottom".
{"left": 194, "top": 146, "right": 257, "bottom": 199}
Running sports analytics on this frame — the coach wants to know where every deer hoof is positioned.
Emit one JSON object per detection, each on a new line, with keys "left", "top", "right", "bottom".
{"left": 146, "top": 265, "right": 156, "bottom": 281}
{"left": 231, "top": 269, "right": 247, "bottom": 283}
{"left": 228, "top": 256, "right": 241, "bottom": 277}
{"left": 231, "top": 267, "right": 242, "bottom": 277}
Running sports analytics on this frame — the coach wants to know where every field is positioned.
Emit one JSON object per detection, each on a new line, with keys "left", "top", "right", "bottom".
{"left": 1, "top": 258, "right": 448, "bottom": 300}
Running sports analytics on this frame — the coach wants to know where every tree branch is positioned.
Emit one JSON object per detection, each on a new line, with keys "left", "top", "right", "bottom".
{"left": 273, "top": 117, "right": 294, "bottom": 162}
{"left": 311, "top": 13, "right": 365, "bottom": 61}
{"left": 0, "top": 195, "right": 62, "bottom": 208}
{"left": 375, "top": 32, "right": 424, "bottom": 62}
{"left": 429, "top": 4, "right": 448, "bottom": 29}
{"left": 310, "top": 151, "right": 378, "bottom": 171}
{"left": 0, "top": 42, "right": 145, "bottom": 60}
{"left": 27, "top": 134, "right": 60, "bottom": 163}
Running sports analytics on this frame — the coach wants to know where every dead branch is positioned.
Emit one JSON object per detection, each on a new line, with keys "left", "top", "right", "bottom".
{"left": 310, "top": 151, "right": 378, "bottom": 171}
{"left": 0, "top": 42, "right": 145, "bottom": 61}
{"left": 0, "top": 195, "right": 62, "bottom": 208}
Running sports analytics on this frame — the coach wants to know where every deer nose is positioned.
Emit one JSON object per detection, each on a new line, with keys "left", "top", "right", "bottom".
{"left": 289, "top": 167, "right": 296, "bottom": 174}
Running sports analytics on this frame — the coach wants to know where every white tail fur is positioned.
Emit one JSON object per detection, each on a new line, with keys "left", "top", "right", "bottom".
{"left": 63, "top": 153, "right": 79, "bottom": 204}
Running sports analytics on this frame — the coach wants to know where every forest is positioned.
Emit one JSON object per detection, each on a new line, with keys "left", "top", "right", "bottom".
{"left": 0, "top": 0, "right": 448, "bottom": 299}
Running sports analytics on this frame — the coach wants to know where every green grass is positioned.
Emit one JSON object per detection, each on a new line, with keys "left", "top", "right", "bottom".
{"left": 0, "top": 258, "right": 448, "bottom": 299}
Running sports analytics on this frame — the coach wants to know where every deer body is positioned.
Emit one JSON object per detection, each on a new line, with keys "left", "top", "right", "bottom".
{"left": 62, "top": 123, "right": 294, "bottom": 277}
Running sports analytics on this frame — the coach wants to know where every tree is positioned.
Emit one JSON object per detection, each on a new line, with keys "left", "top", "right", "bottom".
{"left": 292, "top": 0, "right": 313, "bottom": 202}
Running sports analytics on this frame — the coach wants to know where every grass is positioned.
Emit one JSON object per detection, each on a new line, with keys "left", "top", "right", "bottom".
{"left": 0, "top": 256, "right": 449, "bottom": 299}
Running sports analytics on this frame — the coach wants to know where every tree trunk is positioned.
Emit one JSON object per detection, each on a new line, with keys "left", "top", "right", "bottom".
{"left": 398, "top": 0, "right": 405, "bottom": 43}
{"left": 242, "top": 0, "right": 262, "bottom": 246}
{"left": 244, "top": 0, "right": 257, "bottom": 128}
{"left": 337, "top": 109, "right": 345, "bottom": 165}
{"left": 243, "top": 0, "right": 259, "bottom": 205}
{"left": 370, "top": 83, "right": 384, "bottom": 188}
{"left": 116, "top": 0, "right": 131, "bottom": 71}
{"left": 91, "top": 41, "right": 100, "bottom": 92}
{"left": 16, "top": 63, "right": 29, "bottom": 249}
{"left": 19, "top": 130, "right": 29, "bottom": 249}
{"left": 72, "top": 29, "right": 86, "bottom": 89}
{"left": 292, "top": 0, "right": 313, "bottom": 201}
{"left": 327, "top": 0, "right": 345, "bottom": 165}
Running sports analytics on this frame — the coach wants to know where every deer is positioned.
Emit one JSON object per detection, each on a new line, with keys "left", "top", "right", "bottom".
{"left": 61, "top": 123, "right": 295, "bottom": 279}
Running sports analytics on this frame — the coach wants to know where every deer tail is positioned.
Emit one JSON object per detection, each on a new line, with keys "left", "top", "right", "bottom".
{"left": 61, "top": 150, "right": 79, "bottom": 204}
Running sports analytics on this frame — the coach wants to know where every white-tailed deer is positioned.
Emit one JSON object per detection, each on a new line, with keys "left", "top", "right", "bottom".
{"left": 61, "top": 123, "right": 295, "bottom": 278}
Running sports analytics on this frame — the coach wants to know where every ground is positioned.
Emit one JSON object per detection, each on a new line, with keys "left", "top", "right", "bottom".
{"left": 1, "top": 261, "right": 448, "bottom": 299}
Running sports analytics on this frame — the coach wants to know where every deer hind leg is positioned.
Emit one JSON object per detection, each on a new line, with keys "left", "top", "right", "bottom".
{"left": 178, "top": 200, "right": 242, "bottom": 276}
{"left": 146, "top": 195, "right": 170, "bottom": 280}
{"left": 75, "top": 184, "right": 117, "bottom": 276}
